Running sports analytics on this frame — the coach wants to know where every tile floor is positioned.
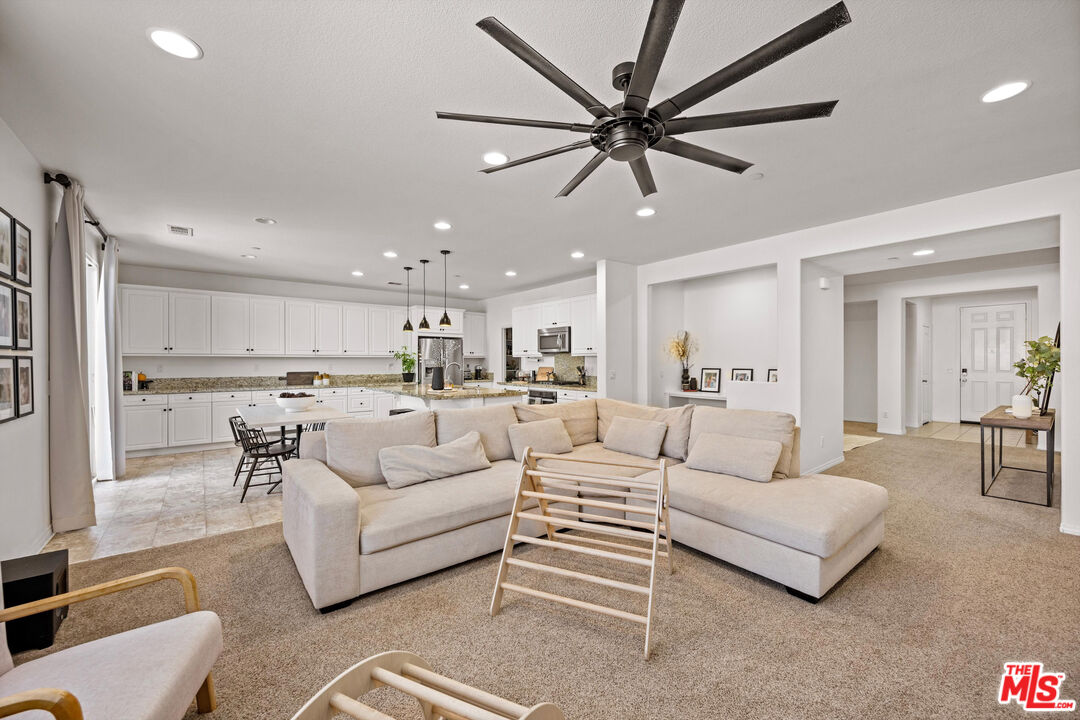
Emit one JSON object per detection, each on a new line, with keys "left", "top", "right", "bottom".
{"left": 43, "top": 447, "right": 282, "bottom": 564}
{"left": 844, "top": 420, "right": 1035, "bottom": 447}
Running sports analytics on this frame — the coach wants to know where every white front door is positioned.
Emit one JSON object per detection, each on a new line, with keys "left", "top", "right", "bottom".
{"left": 959, "top": 303, "right": 1026, "bottom": 422}
{"left": 920, "top": 324, "right": 931, "bottom": 424}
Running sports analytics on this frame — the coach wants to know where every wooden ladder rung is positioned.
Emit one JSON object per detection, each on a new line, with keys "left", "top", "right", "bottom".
{"left": 555, "top": 532, "right": 669, "bottom": 557}
{"left": 511, "top": 534, "right": 653, "bottom": 566}
{"left": 545, "top": 506, "right": 661, "bottom": 531}
{"left": 530, "top": 452, "right": 661, "bottom": 471}
{"left": 500, "top": 582, "right": 648, "bottom": 625}
{"left": 521, "top": 490, "right": 657, "bottom": 516}
{"left": 369, "top": 667, "right": 506, "bottom": 720}
{"left": 518, "top": 512, "right": 653, "bottom": 541}
{"left": 329, "top": 693, "right": 396, "bottom": 720}
{"left": 525, "top": 469, "right": 659, "bottom": 490}
{"left": 540, "top": 480, "right": 658, "bottom": 503}
{"left": 506, "top": 557, "right": 650, "bottom": 595}
{"left": 400, "top": 663, "right": 527, "bottom": 719}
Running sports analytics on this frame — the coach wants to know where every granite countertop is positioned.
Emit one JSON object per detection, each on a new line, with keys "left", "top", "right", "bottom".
{"left": 370, "top": 383, "right": 526, "bottom": 399}
{"left": 498, "top": 381, "right": 598, "bottom": 392}
{"left": 124, "top": 373, "right": 497, "bottom": 396}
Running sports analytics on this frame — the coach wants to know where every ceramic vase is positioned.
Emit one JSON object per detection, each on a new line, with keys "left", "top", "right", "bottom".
{"left": 1011, "top": 394, "right": 1033, "bottom": 419}
{"left": 681, "top": 368, "right": 691, "bottom": 390}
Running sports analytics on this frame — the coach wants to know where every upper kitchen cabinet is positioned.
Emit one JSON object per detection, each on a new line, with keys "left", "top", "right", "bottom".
{"left": 540, "top": 299, "right": 571, "bottom": 328}
{"left": 286, "top": 300, "right": 343, "bottom": 355}
{"left": 463, "top": 312, "right": 486, "bottom": 357}
{"left": 409, "top": 306, "right": 463, "bottom": 336}
{"left": 249, "top": 297, "right": 286, "bottom": 354}
{"left": 342, "top": 304, "right": 369, "bottom": 355}
{"left": 169, "top": 292, "right": 212, "bottom": 354}
{"left": 368, "top": 306, "right": 392, "bottom": 355}
{"left": 212, "top": 294, "right": 286, "bottom": 355}
{"left": 511, "top": 304, "right": 541, "bottom": 358}
{"left": 122, "top": 287, "right": 169, "bottom": 354}
{"left": 315, "top": 303, "right": 344, "bottom": 355}
{"left": 570, "top": 294, "right": 598, "bottom": 355}
{"left": 389, "top": 308, "right": 413, "bottom": 354}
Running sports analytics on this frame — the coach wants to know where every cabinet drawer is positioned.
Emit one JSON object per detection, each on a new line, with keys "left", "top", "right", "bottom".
{"left": 347, "top": 395, "right": 372, "bottom": 413}
{"left": 168, "top": 393, "right": 213, "bottom": 406}
{"left": 252, "top": 390, "right": 286, "bottom": 402}
{"left": 212, "top": 391, "right": 253, "bottom": 403}
{"left": 348, "top": 386, "right": 371, "bottom": 396}
{"left": 123, "top": 394, "right": 168, "bottom": 407}
{"left": 318, "top": 387, "right": 348, "bottom": 398}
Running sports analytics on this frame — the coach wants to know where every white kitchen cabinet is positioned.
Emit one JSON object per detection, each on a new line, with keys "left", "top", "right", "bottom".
{"left": 409, "top": 306, "right": 463, "bottom": 336}
{"left": 122, "top": 287, "right": 170, "bottom": 354}
{"left": 464, "top": 312, "right": 487, "bottom": 357}
{"left": 512, "top": 304, "right": 541, "bottom": 357}
{"left": 368, "top": 306, "right": 392, "bottom": 355}
{"left": 167, "top": 394, "right": 213, "bottom": 446}
{"left": 123, "top": 396, "right": 169, "bottom": 450}
{"left": 375, "top": 392, "right": 396, "bottom": 417}
{"left": 540, "top": 300, "right": 571, "bottom": 328}
{"left": 169, "top": 292, "right": 212, "bottom": 355}
{"left": 315, "top": 303, "right": 344, "bottom": 355}
{"left": 316, "top": 395, "right": 347, "bottom": 413}
{"left": 342, "top": 304, "right": 369, "bottom": 355}
{"left": 570, "top": 294, "right": 598, "bottom": 355}
{"left": 389, "top": 308, "right": 412, "bottom": 355}
{"left": 285, "top": 300, "right": 317, "bottom": 355}
{"left": 211, "top": 295, "right": 250, "bottom": 354}
{"left": 249, "top": 297, "right": 285, "bottom": 355}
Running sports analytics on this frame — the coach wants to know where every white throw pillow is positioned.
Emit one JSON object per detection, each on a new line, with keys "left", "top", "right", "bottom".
{"left": 602, "top": 415, "right": 668, "bottom": 459}
{"left": 378, "top": 431, "right": 491, "bottom": 490}
{"left": 685, "top": 432, "right": 783, "bottom": 483}
{"left": 507, "top": 417, "right": 574, "bottom": 461}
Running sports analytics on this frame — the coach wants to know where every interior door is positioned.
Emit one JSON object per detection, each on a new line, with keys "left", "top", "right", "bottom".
{"left": 959, "top": 303, "right": 1026, "bottom": 422}
{"left": 920, "top": 324, "right": 931, "bottom": 424}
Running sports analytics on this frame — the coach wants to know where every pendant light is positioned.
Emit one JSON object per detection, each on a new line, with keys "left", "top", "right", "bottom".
{"left": 418, "top": 259, "right": 430, "bottom": 330}
{"left": 439, "top": 250, "right": 452, "bottom": 327}
{"left": 402, "top": 266, "right": 414, "bottom": 332}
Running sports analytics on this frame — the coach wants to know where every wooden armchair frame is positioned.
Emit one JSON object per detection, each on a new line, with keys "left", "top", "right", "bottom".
{"left": 0, "top": 566, "right": 216, "bottom": 718}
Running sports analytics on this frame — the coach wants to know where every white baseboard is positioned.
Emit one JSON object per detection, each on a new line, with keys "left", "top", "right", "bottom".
{"left": 1060, "top": 523, "right": 1080, "bottom": 537}
{"left": 804, "top": 455, "right": 845, "bottom": 475}
{"left": 126, "top": 441, "right": 235, "bottom": 458}
{"left": 33, "top": 526, "right": 55, "bottom": 554}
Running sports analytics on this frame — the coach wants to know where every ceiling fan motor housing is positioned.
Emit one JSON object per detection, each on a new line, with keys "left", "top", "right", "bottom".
{"left": 591, "top": 113, "right": 663, "bottom": 162}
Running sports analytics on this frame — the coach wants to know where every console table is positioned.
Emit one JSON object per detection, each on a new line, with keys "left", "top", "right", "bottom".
{"left": 979, "top": 406, "right": 1055, "bottom": 507}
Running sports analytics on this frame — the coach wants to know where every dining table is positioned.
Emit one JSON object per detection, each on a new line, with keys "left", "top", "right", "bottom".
{"left": 237, "top": 404, "right": 350, "bottom": 457}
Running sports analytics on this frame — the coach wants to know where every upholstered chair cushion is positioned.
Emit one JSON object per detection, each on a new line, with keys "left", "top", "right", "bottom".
{"left": 686, "top": 432, "right": 783, "bottom": 482}
{"left": 507, "top": 417, "right": 574, "bottom": 461}
{"left": 602, "top": 416, "right": 669, "bottom": 459}
{"left": 434, "top": 405, "right": 517, "bottom": 461}
{"left": 513, "top": 399, "right": 598, "bottom": 445}
{"left": 325, "top": 411, "right": 437, "bottom": 487}
{"left": 379, "top": 431, "right": 492, "bottom": 489}
{"left": 688, "top": 406, "right": 797, "bottom": 479}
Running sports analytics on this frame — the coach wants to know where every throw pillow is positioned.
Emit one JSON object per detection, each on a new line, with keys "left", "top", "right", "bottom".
{"left": 513, "top": 399, "right": 598, "bottom": 445}
{"left": 325, "top": 410, "right": 437, "bottom": 487}
{"left": 378, "top": 431, "right": 491, "bottom": 490}
{"left": 507, "top": 417, "right": 574, "bottom": 461}
{"left": 602, "top": 415, "right": 668, "bottom": 459}
{"left": 685, "top": 432, "right": 783, "bottom": 483}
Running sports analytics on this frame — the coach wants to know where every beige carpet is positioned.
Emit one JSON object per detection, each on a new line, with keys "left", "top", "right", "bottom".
{"left": 14, "top": 434, "right": 1078, "bottom": 719}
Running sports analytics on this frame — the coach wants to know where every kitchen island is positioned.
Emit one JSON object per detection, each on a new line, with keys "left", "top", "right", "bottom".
{"left": 375, "top": 383, "right": 526, "bottom": 410}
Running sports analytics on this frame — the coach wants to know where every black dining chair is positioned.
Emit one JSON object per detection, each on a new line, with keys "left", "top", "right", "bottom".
{"left": 231, "top": 416, "right": 297, "bottom": 502}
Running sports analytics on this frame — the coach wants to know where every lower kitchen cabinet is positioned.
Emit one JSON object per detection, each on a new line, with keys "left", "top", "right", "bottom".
{"left": 124, "top": 403, "right": 169, "bottom": 451}
{"left": 168, "top": 402, "right": 213, "bottom": 446}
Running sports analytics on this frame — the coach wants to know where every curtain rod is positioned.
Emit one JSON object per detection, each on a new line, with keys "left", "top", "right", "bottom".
{"left": 43, "top": 171, "right": 110, "bottom": 251}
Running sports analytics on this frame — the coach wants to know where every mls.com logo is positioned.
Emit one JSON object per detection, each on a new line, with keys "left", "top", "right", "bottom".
{"left": 999, "top": 663, "right": 1076, "bottom": 712}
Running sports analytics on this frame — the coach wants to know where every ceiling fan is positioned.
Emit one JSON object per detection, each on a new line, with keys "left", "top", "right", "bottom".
{"left": 436, "top": 1, "right": 851, "bottom": 197}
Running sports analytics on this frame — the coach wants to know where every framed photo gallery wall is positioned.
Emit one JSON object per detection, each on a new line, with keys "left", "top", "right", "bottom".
{"left": 0, "top": 203, "right": 33, "bottom": 424}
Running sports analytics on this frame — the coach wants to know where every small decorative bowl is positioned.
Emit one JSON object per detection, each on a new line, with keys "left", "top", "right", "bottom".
{"left": 276, "top": 396, "right": 317, "bottom": 413}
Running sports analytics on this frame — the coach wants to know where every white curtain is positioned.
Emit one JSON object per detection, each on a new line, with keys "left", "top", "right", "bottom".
{"left": 49, "top": 182, "right": 96, "bottom": 532}
{"left": 93, "top": 236, "right": 124, "bottom": 479}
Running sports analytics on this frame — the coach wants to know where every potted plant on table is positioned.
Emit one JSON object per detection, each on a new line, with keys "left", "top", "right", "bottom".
{"left": 665, "top": 330, "right": 699, "bottom": 391}
{"left": 394, "top": 346, "right": 417, "bottom": 383}
{"left": 1011, "top": 335, "right": 1061, "bottom": 419}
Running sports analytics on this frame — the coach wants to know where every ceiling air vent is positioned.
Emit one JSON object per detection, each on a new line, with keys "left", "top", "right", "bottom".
{"left": 168, "top": 224, "right": 194, "bottom": 237}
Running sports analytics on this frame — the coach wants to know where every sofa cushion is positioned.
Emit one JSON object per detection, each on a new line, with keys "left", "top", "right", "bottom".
{"left": 514, "top": 399, "right": 597, "bottom": 445}
{"left": 356, "top": 460, "right": 540, "bottom": 554}
{"left": 686, "top": 432, "right": 782, "bottom": 483}
{"left": 689, "top": 406, "right": 796, "bottom": 479}
{"left": 603, "top": 416, "right": 668, "bottom": 459}
{"left": 379, "top": 431, "right": 491, "bottom": 489}
{"left": 661, "top": 464, "right": 888, "bottom": 557}
{"left": 435, "top": 404, "right": 517, "bottom": 461}
{"left": 507, "top": 418, "right": 573, "bottom": 461}
{"left": 0, "top": 610, "right": 222, "bottom": 720}
{"left": 597, "top": 399, "right": 694, "bottom": 460}
{"left": 535, "top": 441, "right": 674, "bottom": 484}
{"left": 325, "top": 410, "right": 437, "bottom": 487}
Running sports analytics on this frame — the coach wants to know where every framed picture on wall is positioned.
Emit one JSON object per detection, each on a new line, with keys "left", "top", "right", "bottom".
{"left": 13, "top": 219, "right": 31, "bottom": 286}
{"left": 0, "top": 356, "right": 15, "bottom": 424}
{"left": 700, "top": 367, "right": 721, "bottom": 393}
{"left": 0, "top": 283, "right": 12, "bottom": 349}
{"left": 0, "top": 206, "right": 12, "bottom": 281}
{"left": 731, "top": 368, "right": 754, "bottom": 382}
{"left": 14, "top": 288, "right": 31, "bottom": 350}
{"left": 768, "top": 368, "right": 778, "bottom": 383}
{"left": 15, "top": 356, "right": 32, "bottom": 417}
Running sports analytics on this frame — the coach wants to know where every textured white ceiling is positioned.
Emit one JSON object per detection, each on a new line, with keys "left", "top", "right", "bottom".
{"left": 0, "top": 0, "right": 1077, "bottom": 300}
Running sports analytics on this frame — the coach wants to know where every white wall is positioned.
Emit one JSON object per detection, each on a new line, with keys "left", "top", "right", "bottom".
{"left": 0, "top": 117, "right": 56, "bottom": 560}
{"left": 597, "top": 260, "right": 637, "bottom": 401}
{"left": 647, "top": 281, "right": 685, "bottom": 406}
{"left": 800, "top": 262, "right": 845, "bottom": 473}
{"left": 635, "top": 170, "right": 1078, "bottom": 535}
{"left": 844, "top": 302, "right": 877, "bottom": 423}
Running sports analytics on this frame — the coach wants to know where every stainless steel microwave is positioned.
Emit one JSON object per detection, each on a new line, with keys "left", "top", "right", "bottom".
{"left": 537, "top": 326, "right": 570, "bottom": 354}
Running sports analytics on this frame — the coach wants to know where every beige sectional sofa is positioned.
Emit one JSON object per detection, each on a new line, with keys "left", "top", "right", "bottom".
{"left": 282, "top": 399, "right": 888, "bottom": 611}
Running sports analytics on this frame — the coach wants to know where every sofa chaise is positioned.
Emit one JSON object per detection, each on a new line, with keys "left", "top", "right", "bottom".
{"left": 282, "top": 399, "right": 888, "bottom": 611}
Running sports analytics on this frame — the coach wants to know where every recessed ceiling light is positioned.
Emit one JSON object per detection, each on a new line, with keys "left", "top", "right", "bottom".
{"left": 912, "top": 249, "right": 935, "bottom": 257}
{"left": 482, "top": 151, "right": 509, "bottom": 165}
{"left": 351, "top": 270, "right": 364, "bottom": 277}
{"left": 433, "top": 221, "right": 452, "bottom": 231}
{"left": 636, "top": 207, "right": 656, "bottom": 217}
{"left": 148, "top": 28, "right": 203, "bottom": 60}
{"left": 383, "top": 251, "right": 398, "bottom": 258}
{"left": 748, "top": 172, "right": 765, "bottom": 181}
{"left": 240, "top": 254, "right": 257, "bottom": 259}
{"left": 254, "top": 217, "right": 276, "bottom": 225}
{"left": 571, "top": 251, "right": 585, "bottom": 259}
{"left": 981, "top": 81, "right": 1029, "bottom": 103}
{"left": 459, "top": 284, "right": 470, "bottom": 290}
{"left": 505, "top": 270, "right": 517, "bottom": 277}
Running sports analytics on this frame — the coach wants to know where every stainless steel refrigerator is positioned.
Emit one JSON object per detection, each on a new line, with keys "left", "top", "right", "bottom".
{"left": 417, "top": 336, "right": 464, "bottom": 387}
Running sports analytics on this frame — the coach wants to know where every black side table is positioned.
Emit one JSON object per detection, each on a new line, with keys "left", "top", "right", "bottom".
{"left": 979, "top": 406, "right": 1056, "bottom": 507}
{"left": 1, "top": 549, "right": 69, "bottom": 653}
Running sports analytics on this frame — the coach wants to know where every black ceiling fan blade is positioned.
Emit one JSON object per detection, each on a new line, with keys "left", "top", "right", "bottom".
{"left": 622, "top": 0, "right": 686, "bottom": 116}
{"left": 651, "top": 2, "right": 851, "bottom": 122}
{"left": 477, "top": 17, "right": 613, "bottom": 120}
{"left": 664, "top": 100, "right": 839, "bottom": 134}
{"left": 480, "top": 140, "right": 594, "bottom": 174}
{"left": 629, "top": 156, "right": 657, "bottom": 197}
{"left": 436, "top": 111, "right": 594, "bottom": 133}
{"left": 653, "top": 137, "right": 752, "bottom": 174}
{"left": 556, "top": 152, "right": 608, "bottom": 197}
